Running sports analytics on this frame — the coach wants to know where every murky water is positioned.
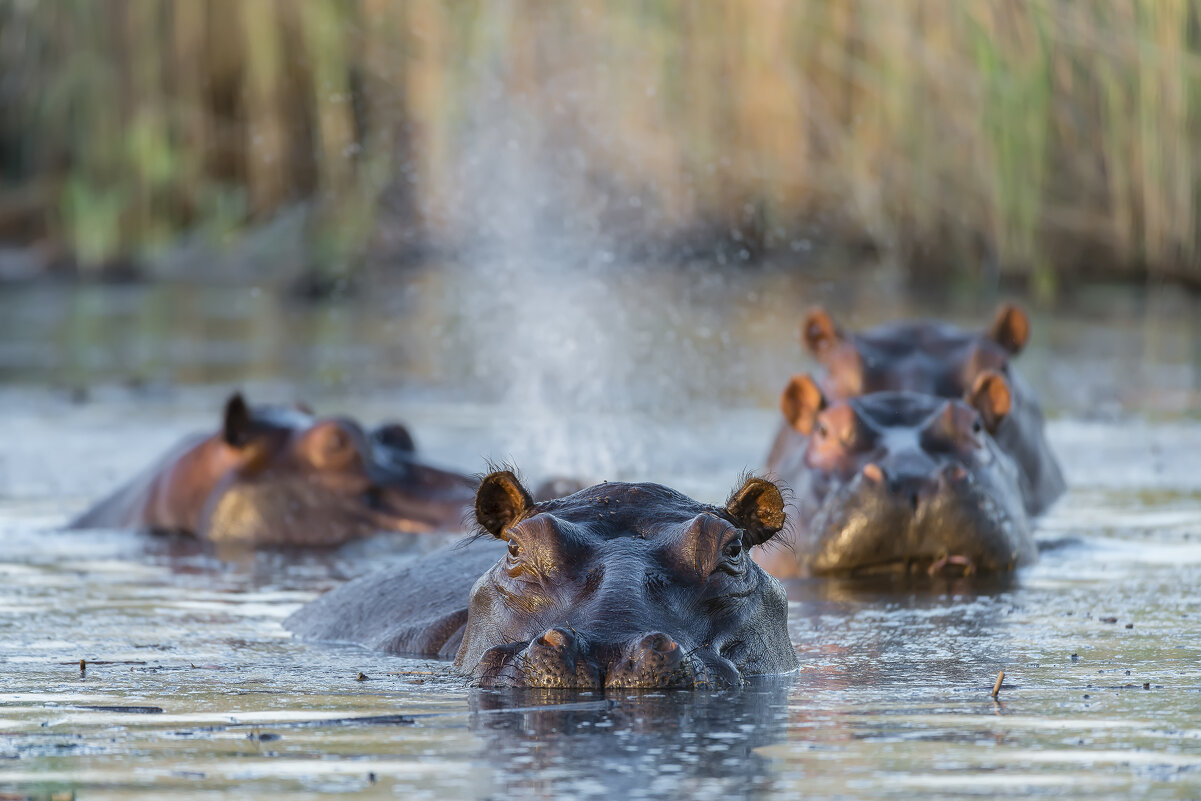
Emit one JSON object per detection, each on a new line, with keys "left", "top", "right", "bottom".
{"left": 2, "top": 266, "right": 1200, "bottom": 799}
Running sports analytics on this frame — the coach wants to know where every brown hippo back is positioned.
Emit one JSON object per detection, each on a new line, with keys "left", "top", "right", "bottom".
{"left": 70, "top": 393, "right": 478, "bottom": 546}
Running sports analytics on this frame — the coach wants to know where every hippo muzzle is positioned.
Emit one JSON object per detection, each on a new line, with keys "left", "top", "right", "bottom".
{"left": 475, "top": 628, "right": 742, "bottom": 689}
{"left": 806, "top": 460, "right": 1033, "bottom": 575}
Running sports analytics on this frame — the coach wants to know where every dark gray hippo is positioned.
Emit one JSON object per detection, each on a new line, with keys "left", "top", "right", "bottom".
{"left": 758, "top": 370, "right": 1033, "bottom": 578}
{"left": 286, "top": 470, "right": 800, "bottom": 688}
{"left": 767, "top": 303, "right": 1065, "bottom": 515}
{"left": 71, "top": 393, "right": 478, "bottom": 546}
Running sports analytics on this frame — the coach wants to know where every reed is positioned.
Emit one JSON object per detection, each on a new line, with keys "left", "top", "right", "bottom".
{"left": 1, "top": 0, "right": 1200, "bottom": 286}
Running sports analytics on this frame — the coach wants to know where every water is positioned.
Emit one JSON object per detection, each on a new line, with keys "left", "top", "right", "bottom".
{"left": 1, "top": 266, "right": 1200, "bottom": 799}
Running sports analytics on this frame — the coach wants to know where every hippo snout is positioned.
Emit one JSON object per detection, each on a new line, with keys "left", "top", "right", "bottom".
{"left": 606, "top": 632, "right": 711, "bottom": 689}
{"left": 863, "top": 460, "right": 972, "bottom": 514}
{"left": 476, "top": 628, "right": 713, "bottom": 690}
{"left": 809, "top": 463, "right": 1030, "bottom": 575}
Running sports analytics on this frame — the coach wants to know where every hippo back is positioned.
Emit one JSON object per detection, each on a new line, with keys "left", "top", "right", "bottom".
{"left": 284, "top": 538, "right": 503, "bottom": 658}
{"left": 993, "top": 371, "right": 1065, "bottom": 515}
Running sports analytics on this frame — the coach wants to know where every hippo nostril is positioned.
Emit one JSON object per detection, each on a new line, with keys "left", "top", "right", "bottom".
{"left": 907, "top": 490, "right": 919, "bottom": 513}
{"left": 862, "top": 463, "right": 885, "bottom": 485}
{"left": 539, "top": 629, "right": 568, "bottom": 648}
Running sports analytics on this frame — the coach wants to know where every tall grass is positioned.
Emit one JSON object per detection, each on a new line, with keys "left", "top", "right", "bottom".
{"left": 1, "top": 0, "right": 1200, "bottom": 286}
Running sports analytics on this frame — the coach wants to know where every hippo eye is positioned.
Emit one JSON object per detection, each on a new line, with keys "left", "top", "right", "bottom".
{"left": 722, "top": 539, "right": 743, "bottom": 560}
{"left": 309, "top": 424, "right": 362, "bottom": 469}
{"left": 507, "top": 541, "right": 521, "bottom": 558}
{"left": 815, "top": 421, "right": 829, "bottom": 438}
{"left": 321, "top": 427, "right": 355, "bottom": 457}
{"left": 972, "top": 419, "right": 983, "bottom": 435}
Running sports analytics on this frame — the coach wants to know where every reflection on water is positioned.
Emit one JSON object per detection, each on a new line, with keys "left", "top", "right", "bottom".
{"left": 1, "top": 268, "right": 1200, "bottom": 799}
{"left": 468, "top": 684, "right": 791, "bottom": 799}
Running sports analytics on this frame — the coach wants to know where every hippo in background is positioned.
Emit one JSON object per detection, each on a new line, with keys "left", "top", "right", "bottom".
{"left": 768, "top": 303, "right": 1065, "bottom": 515}
{"left": 70, "top": 393, "right": 479, "bottom": 547}
{"left": 758, "top": 370, "right": 1033, "bottom": 578}
{"left": 286, "top": 470, "right": 799, "bottom": 688}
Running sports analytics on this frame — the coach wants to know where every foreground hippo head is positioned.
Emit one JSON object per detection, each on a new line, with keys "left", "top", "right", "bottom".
{"left": 790, "top": 303, "right": 1064, "bottom": 515}
{"left": 71, "top": 393, "right": 477, "bottom": 546}
{"left": 759, "top": 371, "right": 1034, "bottom": 577}
{"left": 456, "top": 472, "right": 799, "bottom": 688}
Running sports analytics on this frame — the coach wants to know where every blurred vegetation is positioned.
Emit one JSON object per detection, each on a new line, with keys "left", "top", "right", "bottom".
{"left": 2, "top": 1, "right": 1201, "bottom": 290}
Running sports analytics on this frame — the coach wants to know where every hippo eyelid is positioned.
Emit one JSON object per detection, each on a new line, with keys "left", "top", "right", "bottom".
{"left": 711, "top": 530, "right": 748, "bottom": 576}
{"left": 722, "top": 534, "right": 744, "bottom": 559}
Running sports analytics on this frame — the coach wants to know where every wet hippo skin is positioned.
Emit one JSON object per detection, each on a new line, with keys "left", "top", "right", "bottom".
{"left": 70, "top": 393, "right": 478, "bottom": 546}
{"left": 286, "top": 470, "right": 800, "bottom": 688}
{"left": 766, "top": 303, "right": 1065, "bottom": 516}
{"left": 758, "top": 370, "right": 1034, "bottom": 578}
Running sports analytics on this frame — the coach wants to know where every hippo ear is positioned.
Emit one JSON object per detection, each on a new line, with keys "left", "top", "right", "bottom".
{"left": 222, "top": 393, "right": 253, "bottom": 448}
{"left": 966, "top": 370, "right": 1012, "bottom": 433}
{"left": 476, "top": 470, "right": 535, "bottom": 538}
{"left": 780, "top": 374, "right": 826, "bottom": 435}
{"left": 374, "top": 423, "right": 416, "bottom": 453}
{"left": 726, "top": 477, "right": 786, "bottom": 546}
{"left": 800, "top": 307, "right": 841, "bottom": 357}
{"left": 988, "top": 303, "right": 1030, "bottom": 355}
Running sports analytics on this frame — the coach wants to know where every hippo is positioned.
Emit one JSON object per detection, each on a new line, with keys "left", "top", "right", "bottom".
{"left": 70, "top": 393, "right": 478, "bottom": 546}
{"left": 769, "top": 303, "right": 1065, "bottom": 515}
{"left": 286, "top": 470, "right": 800, "bottom": 688}
{"left": 757, "top": 370, "right": 1034, "bottom": 578}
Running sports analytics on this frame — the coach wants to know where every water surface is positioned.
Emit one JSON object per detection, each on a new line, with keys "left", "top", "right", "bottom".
{"left": 1, "top": 268, "right": 1200, "bottom": 799}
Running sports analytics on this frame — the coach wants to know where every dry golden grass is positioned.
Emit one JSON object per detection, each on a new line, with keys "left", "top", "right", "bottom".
{"left": 2, "top": 0, "right": 1200, "bottom": 287}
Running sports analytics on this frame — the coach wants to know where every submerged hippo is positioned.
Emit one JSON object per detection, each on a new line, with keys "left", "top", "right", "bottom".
{"left": 773, "top": 303, "right": 1065, "bottom": 514}
{"left": 758, "top": 370, "right": 1033, "bottom": 578}
{"left": 70, "top": 393, "right": 478, "bottom": 546}
{"left": 286, "top": 470, "right": 799, "bottom": 688}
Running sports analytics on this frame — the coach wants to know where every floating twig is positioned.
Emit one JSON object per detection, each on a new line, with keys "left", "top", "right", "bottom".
{"left": 991, "top": 670, "right": 1005, "bottom": 698}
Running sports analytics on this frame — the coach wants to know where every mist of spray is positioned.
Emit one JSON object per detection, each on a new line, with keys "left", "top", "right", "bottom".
{"left": 429, "top": 74, "right": 657, "bottom": 483}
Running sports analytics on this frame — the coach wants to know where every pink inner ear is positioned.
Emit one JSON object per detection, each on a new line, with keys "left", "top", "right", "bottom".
{"left": 802, "top": 309, "right": 839, "bottom": 354}
{"left": 968, "top": 371, "right": 1012, "bottom": 429}
{"left": 984, "top": 378, "right": 1012, "bottom": 420}
{"left": 989, "top": 304, "right": 1030, "bottom": 354}
{"left": 782, "top": 375, "right": 824, "bottom": 434}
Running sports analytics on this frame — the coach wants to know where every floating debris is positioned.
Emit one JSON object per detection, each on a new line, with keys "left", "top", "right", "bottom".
{"left": 70, "top": 705, "right": 163, "bottom": 714}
